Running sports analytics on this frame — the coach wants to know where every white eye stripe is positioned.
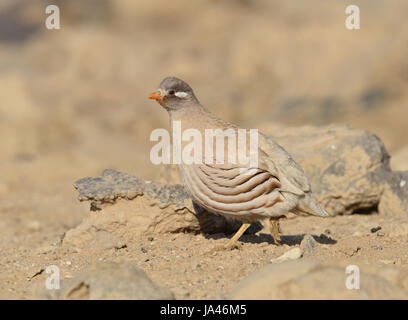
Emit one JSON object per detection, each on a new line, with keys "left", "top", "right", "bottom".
{"left": 174, "top": 91, "right": 188, "bottom": 98}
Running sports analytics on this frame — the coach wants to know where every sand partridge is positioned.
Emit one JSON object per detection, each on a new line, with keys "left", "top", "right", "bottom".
{"left": 149, "top": 77, "right": 329, "bottom": 252}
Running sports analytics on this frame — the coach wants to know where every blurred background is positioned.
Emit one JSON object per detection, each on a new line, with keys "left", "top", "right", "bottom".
{"left": 0, "top": 0, "right": 407, "bottom": 236}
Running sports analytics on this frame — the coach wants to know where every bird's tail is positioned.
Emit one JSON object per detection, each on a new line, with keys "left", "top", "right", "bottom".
{"left": 296, "top": 194, "right": 329, "bottom": 217}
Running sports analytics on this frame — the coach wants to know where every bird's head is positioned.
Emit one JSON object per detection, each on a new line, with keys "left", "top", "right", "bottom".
{"left": 148, "top": 77, "right": 197, "bottom": 110}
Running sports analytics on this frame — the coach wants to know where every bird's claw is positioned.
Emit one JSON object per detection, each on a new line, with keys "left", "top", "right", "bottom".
{"left": 207, "top": 241, "right": 243, "bottom": 254}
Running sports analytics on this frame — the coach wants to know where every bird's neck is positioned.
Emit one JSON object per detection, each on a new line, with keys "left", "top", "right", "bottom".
{"left": 168, "top": 101, "right": 237, "bottom": 135}
{"left": 168, "top": 103, "right": 209, "bottom": 130}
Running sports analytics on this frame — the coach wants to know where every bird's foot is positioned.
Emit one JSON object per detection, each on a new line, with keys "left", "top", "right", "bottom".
{"left": 207, "top": 240, "right": 243, "bottom": 254}
{"left": 270, "top": 217, "right": 284, "bottom": 246}
{"left": 273, "top": 233, "right": 281, "bottom": 246}
{"left": 206, "top": 223, "right": 250, "bottom": 254}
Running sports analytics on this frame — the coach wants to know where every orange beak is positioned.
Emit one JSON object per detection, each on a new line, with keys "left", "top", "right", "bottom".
{"left": 148, "top": 91, "right": 163, "bottom": 100}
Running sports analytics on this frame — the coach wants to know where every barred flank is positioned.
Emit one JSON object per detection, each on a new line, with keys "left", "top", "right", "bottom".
{"left": 183, "top": 164, "right": 282, "bottom": 216}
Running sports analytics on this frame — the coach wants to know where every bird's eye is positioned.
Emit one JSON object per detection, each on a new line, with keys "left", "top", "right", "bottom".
{"left": 168, "top": 90, "right": 175, "bottom": 95}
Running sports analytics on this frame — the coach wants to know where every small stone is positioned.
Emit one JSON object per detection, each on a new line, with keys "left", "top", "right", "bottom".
{"left": 271, "top": 247, "right": 303, "bottom": 263}
{"left": 141, "top": 247, "right": 148, "bottom": 253}
{"left": 300, "top": 234, "right": 318, "bottom": 254}
{"left": 147, "top": 237, "right": 154, "bottom": 242}
{"left": 371, "top": 226, "right": 382, "bottom": 233}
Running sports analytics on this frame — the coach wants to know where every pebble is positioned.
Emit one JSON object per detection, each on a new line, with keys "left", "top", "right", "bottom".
{"left": 271, "top": 247, "right": 303, "bottom": 263}
{"left": 300, "top": 234, "right": 318, "bottom": 254}
{"left": 371, "top": 226, "right": 382, "bottom": 233}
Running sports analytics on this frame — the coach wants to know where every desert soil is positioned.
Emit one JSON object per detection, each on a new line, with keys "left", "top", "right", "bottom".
{"left": 1, "top": 155, "right": 407, "bottom": 299}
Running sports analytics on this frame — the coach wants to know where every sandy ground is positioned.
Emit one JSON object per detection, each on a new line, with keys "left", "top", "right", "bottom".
{"left": 1, "top": 166, "right": 407, "bottom": 299}
{"left": 0, "top": 154, "right": 407, "bottom": 299}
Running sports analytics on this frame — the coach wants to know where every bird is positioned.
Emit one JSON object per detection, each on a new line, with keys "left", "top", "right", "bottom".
{"left": 149, "top": 76, "right": 329, "bottom": 252}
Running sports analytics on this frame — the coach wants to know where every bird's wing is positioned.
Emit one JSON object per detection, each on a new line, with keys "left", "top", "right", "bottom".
{"left": 256, "top": 132, "right": 311, "bottom": 196}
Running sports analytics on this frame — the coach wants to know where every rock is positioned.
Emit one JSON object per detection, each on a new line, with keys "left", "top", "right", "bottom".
{"left": 67, "top": 169, "right": 261, "bottom": 248}
{"left": 271, "top": 247, "right": 303, "bottom": 263}
{"left": 269, "top": 124, "right": 391, "bottom": 215}
{"left": 379, "top": 171, "right": 408, "bottom": 216}
{"left": 370, "top": 226, "right": 382, "bottom": 233}
{"left": 228, "top": 259, "right": 408, "bottom": 299}
{"left": 300, "top": 234, "right": 318, "bottom": 254}
{"left": 37, "top": 262, "right": 174, "bottom": 300}
{"left": 74, "top": 169, "right": 189, "bottom": 211}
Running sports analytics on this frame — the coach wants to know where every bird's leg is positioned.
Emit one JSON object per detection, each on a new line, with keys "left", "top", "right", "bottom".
{"left": 208, "top": 223, "right": 251, "bottom": 254}
{"left": 269, "top": 216, "right": 284, "bottom": 245}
